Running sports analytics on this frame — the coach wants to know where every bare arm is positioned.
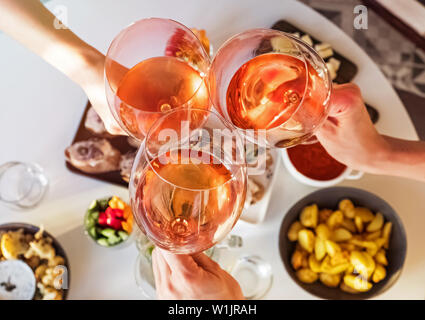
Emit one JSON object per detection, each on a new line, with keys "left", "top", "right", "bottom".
{"left": 377, "top": 136, "right": 425, "bottom": 181}
{"left": 317, "top": 83, "right": 425, "bottom": 182}
{"left": 0, "top": 0, "right": 123, "bottom": 134}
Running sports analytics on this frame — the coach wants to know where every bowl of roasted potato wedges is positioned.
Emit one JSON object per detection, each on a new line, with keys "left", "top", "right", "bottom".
{"left": 279, "top": 187, "right": 406, "bottom": 299}
{"left": 0, "top": 223, "right": 70, "bottom": 300}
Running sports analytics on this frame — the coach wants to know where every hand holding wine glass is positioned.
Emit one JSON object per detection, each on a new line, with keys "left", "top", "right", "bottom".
{"left": 316, "top": 83, "right": 384, "bottom": 172}
{"left": 80, "top": 52, "right": 126, "bottom": 135}
{"left": 152, "top": 248, "right": 244, "bottom": 300}
{"left": 316, "top": 83, "right": 425, "bottom": 182}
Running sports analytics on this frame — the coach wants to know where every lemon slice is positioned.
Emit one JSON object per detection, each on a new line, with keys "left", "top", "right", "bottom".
{"left": 1, "top": 232, "right": 28, "bottom": 260}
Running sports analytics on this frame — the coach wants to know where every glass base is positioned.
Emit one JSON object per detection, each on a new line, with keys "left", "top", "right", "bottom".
{"left": 133, "top": 233, "right": 272, "bottom": 300}
{"left": 229, "top": 255, "right": 273, "bottom": 300}
{"left": 134, "top": 251, "right": 156, "bottom": 299}
{"left": 0, "top": 162, "right": 48, "bottom": 209}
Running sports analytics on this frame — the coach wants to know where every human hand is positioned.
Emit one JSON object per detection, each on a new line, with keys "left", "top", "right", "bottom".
{"left": 80, "top": 52, "right": 126, "bottom": 135}
{"left": 152, "top": 248, "right": 244, "bottom": 300}
{"left": 316, "top": 83, "right": 387, "bottom": 174}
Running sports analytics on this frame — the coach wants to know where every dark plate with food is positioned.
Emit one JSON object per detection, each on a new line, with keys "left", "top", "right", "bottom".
{"left": 65, "top": 102, "right": 138, "bottom": 186}
{"left": 278, "top": 187, "right": 406, "bottom": 299}
{"left": 0, "top": 223, "right": 70, "bottom": 300}
{"left": 271, "top": 20, "right": 357, "bottom": 84}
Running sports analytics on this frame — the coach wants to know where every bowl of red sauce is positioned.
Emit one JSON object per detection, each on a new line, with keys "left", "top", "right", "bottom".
{"left": 282, "top": 141, "right": 363, "bottom": 187}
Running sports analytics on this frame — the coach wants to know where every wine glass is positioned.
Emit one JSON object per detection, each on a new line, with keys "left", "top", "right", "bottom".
{"left": 208, "top": 29, "right": 332, "bottom": 148}
{"left": 0, "top": 162, "right": 48, "bottom": 209}
{"left": 129, "top": 108, "right": 247, "bottom": 254}
{"left": 105, "top": 18, "right": 211, "bottom": 140}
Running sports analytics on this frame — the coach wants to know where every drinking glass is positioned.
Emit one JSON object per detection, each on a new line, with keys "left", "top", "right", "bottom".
{"left": 0, "top": 162, "right": 48, "bottom": 209}
{"left": 208, "top": 29, "right": 332, "bottom": 148}
{"left": 105, "top": 18, "right": 211, "bottom": 140}
{"left": 129, "top": 108, "right": 247, "bottom": 254}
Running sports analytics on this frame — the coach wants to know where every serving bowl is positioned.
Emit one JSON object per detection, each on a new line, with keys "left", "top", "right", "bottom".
{"left": 84, "top": 196, "right": 135, "bottom": 249}
{"left": 281, "top": 149, "right": 363, "bottom": 187}
{"left": 0, "top": 223, "right": 70, "bottom": 300}
{"left": 278, "top": 187, "right": 407, "bottom": 299}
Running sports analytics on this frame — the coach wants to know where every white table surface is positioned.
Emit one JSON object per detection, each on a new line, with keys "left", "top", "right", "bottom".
{"left": 1, "top": 0, "right": 424, "bottom": 300}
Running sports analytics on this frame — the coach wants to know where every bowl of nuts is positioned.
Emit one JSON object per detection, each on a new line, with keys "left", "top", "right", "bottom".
{"left": 278, "top": 187, "right": 407, "bottom": 299}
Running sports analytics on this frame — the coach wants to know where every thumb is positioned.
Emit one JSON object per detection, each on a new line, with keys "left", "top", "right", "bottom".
{"left": 192, "top": 252, "right": 222, "bottom": 274}
{"left": 159, "top": 249, "right": 201, "bottom": 275}
{"left": 328, "top": 83, "right": 363, "bottom": 117}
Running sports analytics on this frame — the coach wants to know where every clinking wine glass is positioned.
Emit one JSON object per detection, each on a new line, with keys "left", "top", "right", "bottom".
{"left": 129, "top": 108, "right": 247, "bottom": 254}
{"left": 208, "top": 29, "right": 332, "bottom": 148}
{"left": 105, "top": 18, "right": 211, "bottom": 140}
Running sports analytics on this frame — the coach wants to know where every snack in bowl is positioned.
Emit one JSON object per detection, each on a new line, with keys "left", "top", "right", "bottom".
{"left": 85, "top": 196, "right": 134, "bottom": 247}
{"left": 287, "top": 199, "right": 392, "bottom": 293}
{"left": 0, "top": 225, "right": 67, "bottom": 300}
{"left": 279, "top": 187, "right": 406, "bottom": 299}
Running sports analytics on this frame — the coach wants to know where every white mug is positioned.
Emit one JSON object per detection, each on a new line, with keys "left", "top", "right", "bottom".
{"left": 281, "top": 150, "right": 363, "bottom": 187}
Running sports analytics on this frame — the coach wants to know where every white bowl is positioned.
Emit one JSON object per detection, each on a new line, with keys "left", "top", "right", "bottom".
{"left": 281, "top": 149, "right": 363, "bottom": 187}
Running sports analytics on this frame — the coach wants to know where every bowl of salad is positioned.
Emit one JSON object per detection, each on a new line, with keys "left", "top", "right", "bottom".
{"left": 84, "top": 196, "right": 134, "bottom": 248}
